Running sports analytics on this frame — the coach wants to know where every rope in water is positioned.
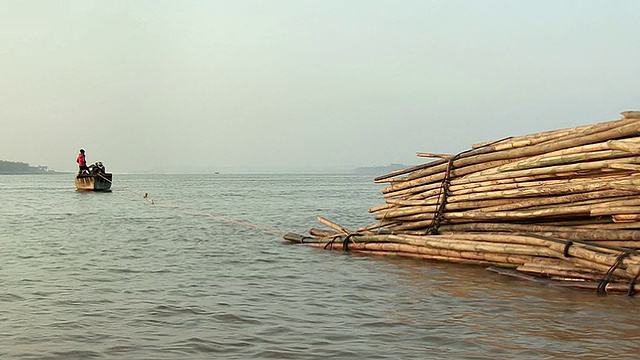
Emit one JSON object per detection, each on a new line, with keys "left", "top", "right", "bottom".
{"left": 97, "top": 173, "right": 288, "bottom": 236}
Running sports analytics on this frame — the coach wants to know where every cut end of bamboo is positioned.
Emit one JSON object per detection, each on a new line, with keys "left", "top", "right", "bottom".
{"left": 416, "top": 152, "right": 454, "bottom": 159}
{"left": 621, "top": 111, "right": 640, "bottom": 120}
{"left": 283, "top": 232, "right": 312, "bottom": 243}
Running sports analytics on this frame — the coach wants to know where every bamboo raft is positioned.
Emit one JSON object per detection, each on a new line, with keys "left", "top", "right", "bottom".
{"left": 285, "top": 111, "right": 640, "bottom": 296}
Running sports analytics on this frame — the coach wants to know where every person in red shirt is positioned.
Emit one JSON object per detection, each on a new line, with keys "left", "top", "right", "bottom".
{"left": 76, "top": 149, "right": 89, "bottom": 174}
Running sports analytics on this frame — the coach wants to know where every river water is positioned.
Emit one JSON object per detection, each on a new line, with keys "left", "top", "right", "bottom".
{"left": 1, "top": 173, "right": 638, "bottom": 359}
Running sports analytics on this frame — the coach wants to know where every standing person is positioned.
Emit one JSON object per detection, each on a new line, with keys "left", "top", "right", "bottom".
{"left": 76, "top": 149, "right": 89, "bottom": 174}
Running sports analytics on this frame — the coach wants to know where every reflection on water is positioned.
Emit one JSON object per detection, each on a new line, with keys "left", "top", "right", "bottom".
{"left": 378, "top": 257, "right": 640, "bottom": 358}
{"left": 0, "top": 174, "right": 639, "bottom": 359}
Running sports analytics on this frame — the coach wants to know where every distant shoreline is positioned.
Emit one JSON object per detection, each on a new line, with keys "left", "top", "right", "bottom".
{"left": 0, "top": 159, "right": 412, "bottom": 175}
{"left": 0, "top": 172, "right": 71, "bottom": 175}
{"left": 0, "top": 160, "right": 60, "bottom": 175}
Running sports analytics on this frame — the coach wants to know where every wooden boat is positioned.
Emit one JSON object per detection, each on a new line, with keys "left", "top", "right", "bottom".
{"left": 75, "top": 173, "right": 112, "bottom": 191}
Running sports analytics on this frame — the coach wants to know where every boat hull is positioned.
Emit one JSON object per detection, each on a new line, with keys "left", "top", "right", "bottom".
{"left": 75, "top": 173, "right": 112, "bottom": 191}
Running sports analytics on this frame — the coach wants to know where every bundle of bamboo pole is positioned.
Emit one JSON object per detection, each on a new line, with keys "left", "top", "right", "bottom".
{"left": 368, "top": 113, "right": 640, "bottom": 234}
{"left": 284, "top": 111, "right": 640, "bottom": 295}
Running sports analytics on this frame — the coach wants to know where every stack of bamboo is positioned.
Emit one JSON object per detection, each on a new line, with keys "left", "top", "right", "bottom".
{"left": 285, "top": 111, "right": 640, "bottom": 295}
{"left": 366, "top": 111, "right": 640, "bottom": 236}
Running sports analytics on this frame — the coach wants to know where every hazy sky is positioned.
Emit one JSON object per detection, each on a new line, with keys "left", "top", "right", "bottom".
{"left": 1, "top": 1, "right": 639, "bottom": 173}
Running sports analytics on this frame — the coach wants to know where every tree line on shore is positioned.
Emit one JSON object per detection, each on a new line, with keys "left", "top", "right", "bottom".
{"left": 0, "top": 160, "right": 56, "bottom": 174}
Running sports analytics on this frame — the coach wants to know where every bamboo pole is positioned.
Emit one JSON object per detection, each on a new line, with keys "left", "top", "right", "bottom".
{"left": 545, "top": 248, "right": 630, "bottom": 279}
{"left": 317, "top": 216, "right": 351, "bottom": 234}
{"left": 609, "top": 139, "right": 640, "bottom": 154}
{"left": 439, "top": 223, "right": 640, "bottom": 241}
{"left": 609, "top": 163, "right": 640, "bottom": 171}
{"left": 382, "top": 158, "right": 516, "bottom": 197}
{"left": 449, "top": 174, "right": 619, "bottom": 196}
{"left": 547, "top": 243, "right": 637, "bottom": 279}
{"left": 622, "top": 111, "right": 640, "bottom": 119}
{"left": 399, "top": 233, "right": 552, "bottom": 247}
{"left": 383, "top": 197, "right": 516, "bottom": 212}
{"left": 468, "top": 191, "right": 638, "bottom": 213}
{"left": 591, "top": 241, "right": 640, "bottom": 248}
{"left": 405, "top": 173, "right": 577, "bottom": 200}
{"left": 454, "top": 119, "right": 640, "bottom": 169}
{"left": 472, "top": 117, "right": 634, "bottom": 152}
{"left": 307, "top": 241, "right": 547, "bottom": 266}
{"left": 457, "top": 197, "right": 640, "bottom": 220}
{"left": 374, "top": 160, "right": 447, "bottom": 183}
{"left": 416, "top": 152, "right": 454, "bottom": 159}
{"left": 456, "top": 156, "right": 640, "bottom": 185}
{"left": 490, "top": 148, "right": 630, "bottom": 173}
{"left": 447, "top": 178, "right": 620, "bottom": 203}
{"left": 613, "top": 214, "right": 640, "bottom": 223}
{"left": 375, "top": 206, "right": 438, "bottom": 220}
{"left": 443, "top": 206, "right": 592, "bottom": 221}
{"left": 591, "top": 206, "right": 640, "bottom": 216}
{"left": 516, "top": 264, "right": 614, "bottom": 282}
{"left": 383, "top": 119, "right": 640, "bottom": 194}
